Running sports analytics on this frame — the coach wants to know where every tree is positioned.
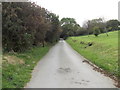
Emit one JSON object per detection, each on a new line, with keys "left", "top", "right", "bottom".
{"left": 93, "top": 26, "right": 101, "bottom": 37}
{"left": 45, "top": 13, "right": 62, "bottom": 43}
{"left": 60, "top": 18, "right": 81, "bottom": 39}
{"left": 2, "top": 2, "right": 32, "bottom": 52}
{"left": 82, "top": 18, "right": 108, "bottom": 36}
{"left": 106, "top": 19, "right": 120, "bottom": 31}
{"left": 2, "top": 2, "right": 62, "bottom": 52}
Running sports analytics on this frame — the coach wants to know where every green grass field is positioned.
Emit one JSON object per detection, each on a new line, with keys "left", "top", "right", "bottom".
{"left": 66, "top": 31, "right": 118, "bottom": 76}
{"left": 2, "top": 44, "right": 54, "bottom": 88}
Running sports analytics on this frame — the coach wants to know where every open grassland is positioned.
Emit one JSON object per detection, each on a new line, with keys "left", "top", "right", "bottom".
{"left": 2, "top": 44, "right": 54, "bottom": 88}
{"left": 66, "top": 31, "right": 118, "bottom": 76}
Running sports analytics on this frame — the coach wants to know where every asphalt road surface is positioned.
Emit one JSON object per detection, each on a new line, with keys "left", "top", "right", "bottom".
{"left": 25, "top": 40, "right": 116, "bottom": 88}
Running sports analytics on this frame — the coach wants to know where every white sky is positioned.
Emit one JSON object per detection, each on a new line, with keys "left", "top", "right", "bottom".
{"left": 31, "top": 0, "right": 119, "bottom": 26}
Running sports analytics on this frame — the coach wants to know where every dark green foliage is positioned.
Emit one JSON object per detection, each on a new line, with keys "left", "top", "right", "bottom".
{"left": 2, "top": 2, "right": 62, "bottom": 52}
{"left": 106, "top": 19, "right": 120, "bottom": 31}
{"left": 60, "top": 18, "right": 81, "bottom": 39}
{"left": 45, "top": 13, "right": 62, "bottom": 43}
{"left": 93, "top": 26, "right": 101, "bottom": 37}
{"left": 2, "top": 3, "right": 120, "bottom": 50}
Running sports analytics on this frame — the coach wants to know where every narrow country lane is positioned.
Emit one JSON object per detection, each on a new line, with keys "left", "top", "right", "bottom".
{"left": 25, "top": 40, "right": 116, "bottom": 88}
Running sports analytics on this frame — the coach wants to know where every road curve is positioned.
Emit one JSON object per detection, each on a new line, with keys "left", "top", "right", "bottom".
{"left": 25, "top": 40, "right": 116, "bottom": 88}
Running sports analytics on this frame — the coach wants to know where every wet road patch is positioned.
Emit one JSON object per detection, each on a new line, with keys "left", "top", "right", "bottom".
{"left": 57, "top": 67, "right": 71, "bottom": 74}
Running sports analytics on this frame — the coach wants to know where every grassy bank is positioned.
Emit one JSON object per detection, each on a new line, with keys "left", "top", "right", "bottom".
{"left": 2, "top": 44, "right": 54, "bottom": 88}
{"left": 66, "top": 31, "right": 118, "bottom": 76}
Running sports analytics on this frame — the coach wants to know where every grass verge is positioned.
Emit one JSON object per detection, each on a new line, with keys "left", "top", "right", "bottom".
{"left": 66, "top": 31, "right": 118, "bottom": 77}
{"left": 2, "top": 43, "right": 54, "bottom": 88}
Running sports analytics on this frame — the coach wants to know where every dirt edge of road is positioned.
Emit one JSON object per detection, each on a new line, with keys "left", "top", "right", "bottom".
{"left": 81, "top": 56, "right": 119, "bottom": 87}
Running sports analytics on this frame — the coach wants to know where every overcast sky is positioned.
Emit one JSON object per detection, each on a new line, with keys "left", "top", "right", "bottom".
{"left": 31, "top": 0, "right": 119, "bottom": 26}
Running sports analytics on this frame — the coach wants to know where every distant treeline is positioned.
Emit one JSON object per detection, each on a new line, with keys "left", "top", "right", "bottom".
{"left": 2, "top": 2, "right": 62, "bottom": 52}
{"left": 60, "top": 18, "right": 120, "bottom": 38}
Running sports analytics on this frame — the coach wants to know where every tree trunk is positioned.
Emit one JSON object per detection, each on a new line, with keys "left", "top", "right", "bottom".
{"left": 42, "top": 41, "right": 44, "bottom": 47}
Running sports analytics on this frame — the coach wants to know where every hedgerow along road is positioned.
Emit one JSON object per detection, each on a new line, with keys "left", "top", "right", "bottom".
{"left": 25, "top": 40, "right": 116, "bottom": 88}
